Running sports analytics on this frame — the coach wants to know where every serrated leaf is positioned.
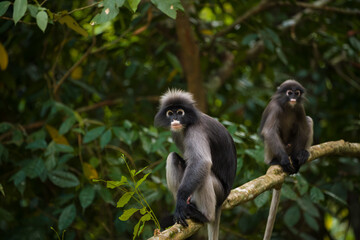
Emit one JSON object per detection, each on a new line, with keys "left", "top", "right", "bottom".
{"left": 117, "top": 192, "right": 134, "bottom": 208}
{"left": 83, "top": 126, "right": 106, "bottom": 144}
{"left": 59, "top": 116, "right": 76, "bottom": 135}
{"left": 58, "top": 204, "right": 76, "bottom": 231}
{"left": 82, "top": 162, "right": 99, "bottom": 180}
{"left": 48, "top": 170, "right": 80, "bottom": 188}
{"left": 0, "top": 42, "right": 9, "bottom": 71}
{"left": 58, "top": 15, "right": 88, "bottom": 37}
{"left": 151, "top": 0, "right": 183, "bottom": 19}
{"left": 0, "top": 1, "right": 11, "bottom": 17}
{"left": 310, "top": 186, "right": 325, "bottom": 203}
{"left": 254, "top": 190, "right": 270, "bottom": 208}
{"left": 13, "top": 0, "right": 27, "bottom": 24}
{"left": 304, "top": 212, "right": 319, "bottom": 231}
{"left": 284, "top": 205, "right": 301, "bottom": 227}
{"left": 119, "top": 208, "right": 139, "bottom": 221}
{"left": 107, "top": 176, "right": 128, "bottom": 189}
{"left": 79, "top": 185, "right": 95, "bottom": 209}
{"left": 100, "top": 129, "right": 112, "bottom": 149}
{"left": 36, "top": 11, "right": 48, "bottom": 32}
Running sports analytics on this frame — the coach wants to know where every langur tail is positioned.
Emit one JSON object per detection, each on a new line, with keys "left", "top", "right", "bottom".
{"left": 263, "top": 188, "right": 281, "bottom": 240}
{"left": 207, "top": 207, "right": 222, "bottom": 240}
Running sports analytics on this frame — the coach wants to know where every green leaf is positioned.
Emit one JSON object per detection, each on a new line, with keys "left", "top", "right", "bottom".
{"left": 284, "top": 205, "right": 301, "bottom": 227}
{"left": 59, "top": 116, "right": 76, "bottom": 135}
{"left": 295, "top": 175, "right": 309, "bottom": 196}
{"left": 98, "top": 187, "right": 115, "bottom": 205}
{"left": 119, "top": 208, "right": 139, "bottom": 221}
{"left": 125, "top": 0, "right": 141, "bottom": 13}
{"left": 25, "top": 158, "right": 46, "bottom": 179}
{"left": 276, "top": 47, "right": 288, "bottom": 65}
{"left": 151, "top": 0, "right": 184, "bottom": 19}
{"left": 107, "top": 176, "right": 128, "bottom": 189}
{"left": 13, "top": 0, "right": 28, "bottom": 24}
{"left": 281, "top": 184, "right": 298, "bottom": 200}
{"left": 0, "top": 1, "right": 11, "bottom": 17}
{"left": 26, "top": 139, "right": 47, "bottom": 150}
{"left": 100, "top": 129, "right": 112, "bottom": 149}
{"left": 83, "top": 126, "right": 106, "bottom": 143}
{"left": 135, "top": 166, "right": 148, "bottom": 176}
{"left": 135, "top": 173, "right": 150, "bottom": 189}
{"left": 79, "top": 185, "right": 96, "bottom": 210}
{"left": 27, "top": 4, "right": 38, "bottom": 17}
{"left": 117, "top": 192, "right": 134, "bottom": 208}
{"left": 324, "top": 190, "right": 347, "bottom": 205}
{"left": 304, "top": 212, "right": 319, "bottom": 231}
{"left": 48, "top": 170, "right": 80, "bottom": 188}
{"left": 254, "top": 190, "right": 270, "bottom": 208}
{"left": 36, "top": 10, "right": 48, "bottom": 32}
{"left": 0, "top": 122, "right": 12, "bottom": 134}
{"left": 133, "top": 220, "right": 141, "bottom": 239}
{"left": 0, "top": 184, "right": 5, "bottom": 196}
{"left": 349, "top": 37, "right": 360, "bottom": 51}
{"left": 58, "top": 204, "right": 76, "bottom": 231}
{"left": 297, "top": 197, "right": 320, "bottom": 218}
{"left": 241, "top": 33, "right": 258, "bottom": 46}
{"left": 310, "top": 186, "right": 324, "bottom": 203}
{"left": 54, "top": 143, "right": 74, "bottom": 153}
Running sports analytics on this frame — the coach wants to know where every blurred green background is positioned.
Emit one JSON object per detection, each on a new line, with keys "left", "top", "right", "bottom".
{"left": 0, "top": 0, "right": 359, "bottom": 239}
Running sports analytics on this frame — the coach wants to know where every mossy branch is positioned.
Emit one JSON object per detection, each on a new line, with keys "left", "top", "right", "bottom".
{"left": 149, "top": 140, "right": 360, "bottom": 240}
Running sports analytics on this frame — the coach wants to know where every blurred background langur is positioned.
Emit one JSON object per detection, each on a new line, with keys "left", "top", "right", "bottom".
{"left": 259, "top": 80, "right": 313, "bottom": 240}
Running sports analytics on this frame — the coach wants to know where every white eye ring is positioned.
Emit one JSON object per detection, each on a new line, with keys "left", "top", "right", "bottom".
{"left": 295, "top": 90, "right": 301, "bottom": 96}
{"left": 177, "top": 109, "right": 185, "bottom": 116}
{"left": 166, "top": 110, "right": 173, "bottom": 117}
{"left": 286, "top": 90, "right": 293, "bottom": 96}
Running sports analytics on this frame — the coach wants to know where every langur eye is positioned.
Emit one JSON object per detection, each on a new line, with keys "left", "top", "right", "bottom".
{"left": 295, "top": 90, "right": 301, "bottom": 96}
{"left": 286, "top": 90, "right": 293, "bottom": 96}
{"left": 177, "top": 109, "right": 185, "bottom": 116}
{"left": 166, "top": 110, "right": 173, "bottom": 117}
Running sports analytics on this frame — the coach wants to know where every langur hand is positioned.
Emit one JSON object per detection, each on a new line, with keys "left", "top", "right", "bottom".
{"left": 174, "top": 199, "right": 189, "bottom": 227}
{"left": 296, "top": 150, "right": 310, "bottom": 165}
{"left": 280, "top": 155, "right": 296, "bottom": 174}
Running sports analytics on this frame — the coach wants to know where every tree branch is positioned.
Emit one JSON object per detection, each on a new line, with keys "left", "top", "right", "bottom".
{"left": 149, "top": 140, "right": 360, "bottom": 240}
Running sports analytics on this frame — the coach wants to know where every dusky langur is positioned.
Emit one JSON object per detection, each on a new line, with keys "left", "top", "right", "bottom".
{"left": 154, "top": 89, "right": 237, "bottom": 240}
{"left": 259, "top": 80, "right": 313, "bottom": 240}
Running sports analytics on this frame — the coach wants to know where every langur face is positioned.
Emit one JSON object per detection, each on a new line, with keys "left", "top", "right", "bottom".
{"left": 166, "top": 108, "right": 185, "bottom": 132}
{"left": 286, "top": 89, "right": 302, "bottom": 107}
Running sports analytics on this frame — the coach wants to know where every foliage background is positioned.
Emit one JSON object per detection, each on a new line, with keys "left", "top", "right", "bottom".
{"left": 0, "top": 0, "right": 359, "bottom": 239}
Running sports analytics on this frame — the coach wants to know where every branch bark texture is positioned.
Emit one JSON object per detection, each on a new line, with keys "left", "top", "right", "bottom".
{"left": 149, "top": 140, "right": 360, "bottom": 240}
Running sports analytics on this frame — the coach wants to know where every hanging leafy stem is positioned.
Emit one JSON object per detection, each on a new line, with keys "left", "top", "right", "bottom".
{"left": 94, "top": 154, "right": 160, "bottom": 239}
